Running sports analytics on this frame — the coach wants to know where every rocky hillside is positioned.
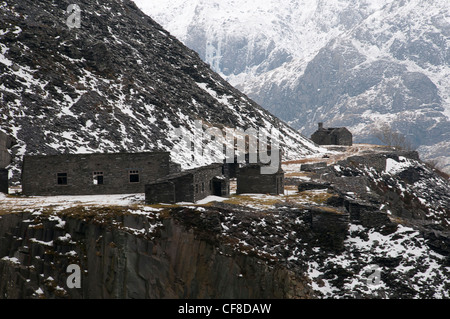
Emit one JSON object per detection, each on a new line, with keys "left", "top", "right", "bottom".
{"left": 0, "top": 0, "right": 321, "bottom": 183}
{"left": 138, "top": 0, "right": 450, "bottom": 172}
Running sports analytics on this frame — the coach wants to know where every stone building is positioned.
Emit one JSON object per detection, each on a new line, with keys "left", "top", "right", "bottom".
{"left": 0, "top": 131, "right": 13, "bottom": 194}
{"left": 235, "top": 149, "right": 285, "bottom": 195}
{"left": 21, "top": 152, "right": 171, "bottom": 196}
{"left": 311, "top": 123, "right": 353, "bottom": 146}
{"left": 236, "top": 164, "right": 285, "bottom": 195}
{"left": 145, "top": 163, "right": 229, "bottom": 204}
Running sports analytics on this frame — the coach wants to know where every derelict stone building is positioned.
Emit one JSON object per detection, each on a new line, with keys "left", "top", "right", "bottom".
{"left": 235, "top": 150, "right": 285, "bottom": 195}
{"left": 311, "top": 123, "right": 353, "bottom": 146}
{"left": 21, "top": 152, "right": 171, "bottom": 196}
{"left": 0, "top": 131, "right": 13, "bottom": 194}
{"left": 145, "top": 163, "right": 229, "bottom": 204}
{"left": 236, "top": 164, "right": 285, "bottom": 195}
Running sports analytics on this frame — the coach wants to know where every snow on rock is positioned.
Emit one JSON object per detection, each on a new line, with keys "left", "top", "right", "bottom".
{"left": 384, "top": 157, "right": 413, "bottom": 175}
{"left": 0, "top": 0, "right": 322, "bottom": 185}
{"left": 136, "top": 0, "right": 450, "bottom": 173}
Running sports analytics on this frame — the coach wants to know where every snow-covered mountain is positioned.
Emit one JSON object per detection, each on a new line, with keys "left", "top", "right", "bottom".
{"left": 0, "top": 0, "right": 322, "bottom": 183}
{"left": 134, "top": 0, "right": 450, "bottom": 172}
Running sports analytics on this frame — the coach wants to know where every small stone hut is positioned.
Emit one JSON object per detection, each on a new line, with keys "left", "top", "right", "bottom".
{"left": 236, "top": 164, "right": 285, "bottom": 195}
{"left": 21, "top": 152, "right": 172, "bottom": 196}
{"left": 311, "top": 123, "right": 353, "bottom": 146}
{"left": 235, "top": 149, "right": 285, "bottom": 195}
{"left": 145, "top": 163, "right": 229, "bottom": 204}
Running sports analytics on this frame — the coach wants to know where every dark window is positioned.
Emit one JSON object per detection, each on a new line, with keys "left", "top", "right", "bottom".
{"left": 129, "top": 170, "right": 140, "bottom": 183}
{"left": 93, "top": 172, "right": 104, "bottom": 185}
{"left": 195, "top": 184, "right": 199, "bottom": 193}
{"left": 57, "top": 173, "right": 67, "bottom": 185}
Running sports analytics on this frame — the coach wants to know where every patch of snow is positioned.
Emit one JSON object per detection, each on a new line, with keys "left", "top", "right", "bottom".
{"left": 384, "top": 157, "right": 413, "bottom": 175}
{"left": 196, "top": 195, "right": 228, "bottom": 205}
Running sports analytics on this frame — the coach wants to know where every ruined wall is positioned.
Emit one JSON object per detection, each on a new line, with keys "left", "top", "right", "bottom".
{"left": 192, "top": 164, "right": 225, "bottom": 202}
{"left": 237, "top": 166, "right": 284, "bottom": 195}
{"left": 311, "top": 128, "right": 352, "bottom": 146}
{"left": 22, "top": 152, "right": 171, "bottom": 196}
{"left": 0, "top": 169, "right": 7, "bottom": 194}
{"left": 0, "top": 132, "right": 12, "bottom": 169}
{"left": 146, "top": 164, "right": 227, "bottom": 204}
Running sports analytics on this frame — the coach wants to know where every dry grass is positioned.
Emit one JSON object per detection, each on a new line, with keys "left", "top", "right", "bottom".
{"left": 283, "top": 157, "right": 326, "bottom": 165}
{"left": 222, "top": 186, "right": 334, "bottom": 210}
{"left": 223, "top": 195, "right": 281, "bottom": 207}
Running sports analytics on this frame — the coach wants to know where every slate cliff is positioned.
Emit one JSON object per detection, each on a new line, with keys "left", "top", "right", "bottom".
{"left": 0, "top": 208, "right": 315, "bottom": 299}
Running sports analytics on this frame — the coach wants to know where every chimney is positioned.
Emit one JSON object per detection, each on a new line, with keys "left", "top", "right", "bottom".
{"left": 318, "top": 122, "right": 324, "bottom": 130}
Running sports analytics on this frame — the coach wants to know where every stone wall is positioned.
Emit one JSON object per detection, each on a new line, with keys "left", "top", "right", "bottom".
{"left": 146, "top": 164, "right": 227, "bottom": 204}
{"left": 0, "top": 132, "right": 12, "bottom": 169}
{"left": 0, "top": 169, "right": 8, "bottom": 194}
{"left": 311, "top": 127, "right": 352, "bottom": 146}
{"left": 22, "top": 152, "right": 171, "bottom": 196}
{"left": 145, "top": 181, "right": 176, "bottom": 204}
{"left": 339, "top": 150, "right": 420, "bottom": 173}
{"left": 236, "top": 165, "right": 284, "bottom": 195}
{"left": 192, "top": 164, "right": 226, "bottom": 202}
{"left": 300, "top": 162, "right": 328, "bottom": 172}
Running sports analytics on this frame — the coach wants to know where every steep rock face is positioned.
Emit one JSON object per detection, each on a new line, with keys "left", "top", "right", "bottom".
{"left": 0, "top": 0, "right": 321, "bottom": 183}
{"left": 138, "top": 0, "right": 450, "bottom": 172}
{"left": 0, "top": 208, "right": 314, "bottom": 299}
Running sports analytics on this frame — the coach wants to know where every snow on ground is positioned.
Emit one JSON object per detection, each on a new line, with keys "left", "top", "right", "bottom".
{"left": 195, "top": 195, "right": 229, "bottom": 205}
{"left": 0, "top": 193, "right": 146, "bottom": 213}
{"left": 0, "top": 144, "right": 392, "bottom": 213}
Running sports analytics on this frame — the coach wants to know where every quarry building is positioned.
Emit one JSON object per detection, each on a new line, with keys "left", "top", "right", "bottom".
{"left": 19, "top": 149, "right": 285, "bottom": 201}
{"left": 236, "top": 164, "right": 285, "bottom": 195}
{"left": 21, "top": 152, "right": 172, "bottom": 196}
{"left": 235, "top": 151, "right": 285, "bottom": 196}
{"left": 145, "top": 163, "right": 229, "bottom": 204}
{"left": 311, "top": 122, "right": 353, "bottom": 146}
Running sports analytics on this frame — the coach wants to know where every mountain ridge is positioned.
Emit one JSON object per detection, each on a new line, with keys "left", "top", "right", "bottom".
{"left": 136, "top": 0, "right": 450, "bottom": 172}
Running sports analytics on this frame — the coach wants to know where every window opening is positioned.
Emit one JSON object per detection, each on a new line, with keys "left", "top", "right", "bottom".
{"left": 129, "top": 170, "right": 140, "bottom": 183}
{"left": 57, "top": 173, "right": 68, "bottom": 185}
{"left": 93, "top": 172, "right": 104, "bottom": 185}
